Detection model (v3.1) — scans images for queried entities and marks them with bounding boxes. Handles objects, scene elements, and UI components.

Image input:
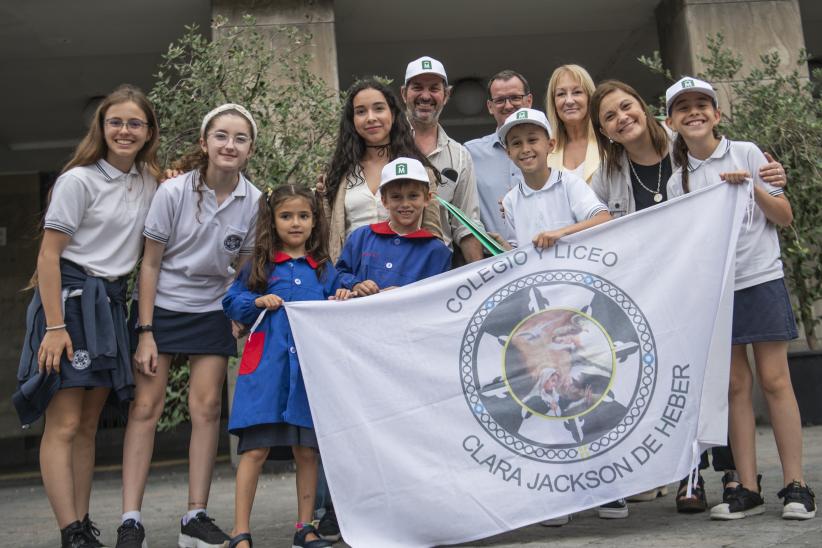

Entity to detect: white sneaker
[627,485,669,502]
[539,514,571,527]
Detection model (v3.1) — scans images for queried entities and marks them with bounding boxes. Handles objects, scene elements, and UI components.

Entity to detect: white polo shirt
[141,170,261,312]
[44,160,157,279]
[502,169,607,248]
[667,138,784,290]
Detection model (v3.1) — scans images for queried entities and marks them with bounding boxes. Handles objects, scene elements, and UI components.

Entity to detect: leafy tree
[148,15,339,189]
[641,35,822,349]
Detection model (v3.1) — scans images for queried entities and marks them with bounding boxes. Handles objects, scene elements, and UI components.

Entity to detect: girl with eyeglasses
[14,84,160,548]
[116,104,261,548]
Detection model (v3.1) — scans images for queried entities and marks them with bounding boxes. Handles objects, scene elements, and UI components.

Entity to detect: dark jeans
[314,456,332,513]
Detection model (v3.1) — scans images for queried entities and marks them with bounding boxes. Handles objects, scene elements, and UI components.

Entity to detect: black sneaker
[293,523,332,548]
[317,507,341,543]
[710,474,764,520]
[115,519,146,548]
[598,498,629,519]
[778,481,817,520]
[178,512,230,548]
[82,515,105,547]
[61,520,95,548]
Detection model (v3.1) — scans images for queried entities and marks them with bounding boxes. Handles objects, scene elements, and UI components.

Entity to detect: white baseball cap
[497,108,553,145]
[404,56,448,86]
[665,77,718,114]
[379,157,430,190]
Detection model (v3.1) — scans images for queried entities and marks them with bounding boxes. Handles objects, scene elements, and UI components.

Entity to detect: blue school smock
[223,253,341,433]
[335,221,452,289]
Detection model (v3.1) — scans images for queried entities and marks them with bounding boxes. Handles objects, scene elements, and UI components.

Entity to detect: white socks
[122,511,141,524]
[182,508,205,526]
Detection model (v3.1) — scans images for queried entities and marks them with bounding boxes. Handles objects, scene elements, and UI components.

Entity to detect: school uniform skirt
[237,423,319,459]
[732,278,798,345]
[128,301,237,357]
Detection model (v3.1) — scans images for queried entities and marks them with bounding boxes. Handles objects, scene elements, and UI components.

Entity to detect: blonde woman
[545,64,599,182]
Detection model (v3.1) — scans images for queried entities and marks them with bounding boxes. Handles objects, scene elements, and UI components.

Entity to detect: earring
[608,138,613,144]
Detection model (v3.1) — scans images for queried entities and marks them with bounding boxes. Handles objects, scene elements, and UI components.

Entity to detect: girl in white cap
[666,77,815,522]
[14,84,159,548]
[117,104,262,548]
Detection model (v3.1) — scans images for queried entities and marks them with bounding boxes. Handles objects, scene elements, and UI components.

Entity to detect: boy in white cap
[497,108,610,250]
[401,56,485,264]
[336,157,452,295]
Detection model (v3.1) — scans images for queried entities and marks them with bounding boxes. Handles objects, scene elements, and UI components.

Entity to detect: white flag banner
[287,183,745,547]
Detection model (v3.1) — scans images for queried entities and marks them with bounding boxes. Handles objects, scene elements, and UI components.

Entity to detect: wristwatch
[135,324,154,334]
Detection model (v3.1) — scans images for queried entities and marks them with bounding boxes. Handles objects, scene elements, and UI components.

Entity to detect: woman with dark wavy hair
[321,78,442,261]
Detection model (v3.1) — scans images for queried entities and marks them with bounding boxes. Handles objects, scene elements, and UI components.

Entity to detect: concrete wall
[0,174,43,462]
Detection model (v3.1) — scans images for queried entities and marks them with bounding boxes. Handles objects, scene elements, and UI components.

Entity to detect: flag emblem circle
[460,270,658,463]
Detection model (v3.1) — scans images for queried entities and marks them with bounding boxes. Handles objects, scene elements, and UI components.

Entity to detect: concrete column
[211,0,338,467]
[656,0,808,109]
[212,0,339,91]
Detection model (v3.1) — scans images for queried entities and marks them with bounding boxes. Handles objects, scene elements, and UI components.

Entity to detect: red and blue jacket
[336,221,452,290]
[223,253,341,433]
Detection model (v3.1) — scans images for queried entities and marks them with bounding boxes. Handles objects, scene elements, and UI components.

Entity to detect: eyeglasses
[105,118,151,131]
[490,94,527,107]
[208,131,252,146]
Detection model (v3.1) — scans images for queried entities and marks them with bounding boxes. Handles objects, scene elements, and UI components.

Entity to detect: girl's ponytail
[247,189,275,293]
[672,133,691,194]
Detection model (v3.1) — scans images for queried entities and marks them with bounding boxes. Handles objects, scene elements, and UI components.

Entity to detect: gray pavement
[2,426,820,548]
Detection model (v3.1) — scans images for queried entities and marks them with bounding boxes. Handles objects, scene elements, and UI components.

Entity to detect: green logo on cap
[516,111,528,120]
[422,60,432,70]
[682,79,694,88]
[396,163,408,175]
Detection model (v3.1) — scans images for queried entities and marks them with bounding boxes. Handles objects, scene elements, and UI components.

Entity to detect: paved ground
[2,426,820,547]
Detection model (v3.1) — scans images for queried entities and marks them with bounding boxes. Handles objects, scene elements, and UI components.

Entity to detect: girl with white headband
[116,104,261,548]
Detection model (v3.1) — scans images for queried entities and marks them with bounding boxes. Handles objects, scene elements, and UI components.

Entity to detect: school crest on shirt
[72,349,91,371]
[223,234,243,252]
[459,270,657,463]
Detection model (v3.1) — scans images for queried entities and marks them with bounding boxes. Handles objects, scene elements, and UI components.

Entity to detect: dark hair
[323,78,439,210]
[246,184,330,293]
[175,108,255,222]
[487,70,531,97]
[590,80,670,179]
[63,84,160,178]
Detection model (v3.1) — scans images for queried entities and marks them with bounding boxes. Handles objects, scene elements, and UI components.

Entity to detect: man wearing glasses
[401,56,485,265]
[465,70,533,244]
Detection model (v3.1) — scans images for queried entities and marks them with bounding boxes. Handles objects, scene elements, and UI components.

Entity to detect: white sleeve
[567,175,607,221]
[142,181,177,244]
[746,143,782,196]
[43,172,90,236]
[502,191,517,247]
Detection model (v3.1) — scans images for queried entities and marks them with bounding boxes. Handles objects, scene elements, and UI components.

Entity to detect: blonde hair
[545,64,596,151]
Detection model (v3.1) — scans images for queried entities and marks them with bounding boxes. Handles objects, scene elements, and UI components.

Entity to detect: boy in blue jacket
[336,157,452,294]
